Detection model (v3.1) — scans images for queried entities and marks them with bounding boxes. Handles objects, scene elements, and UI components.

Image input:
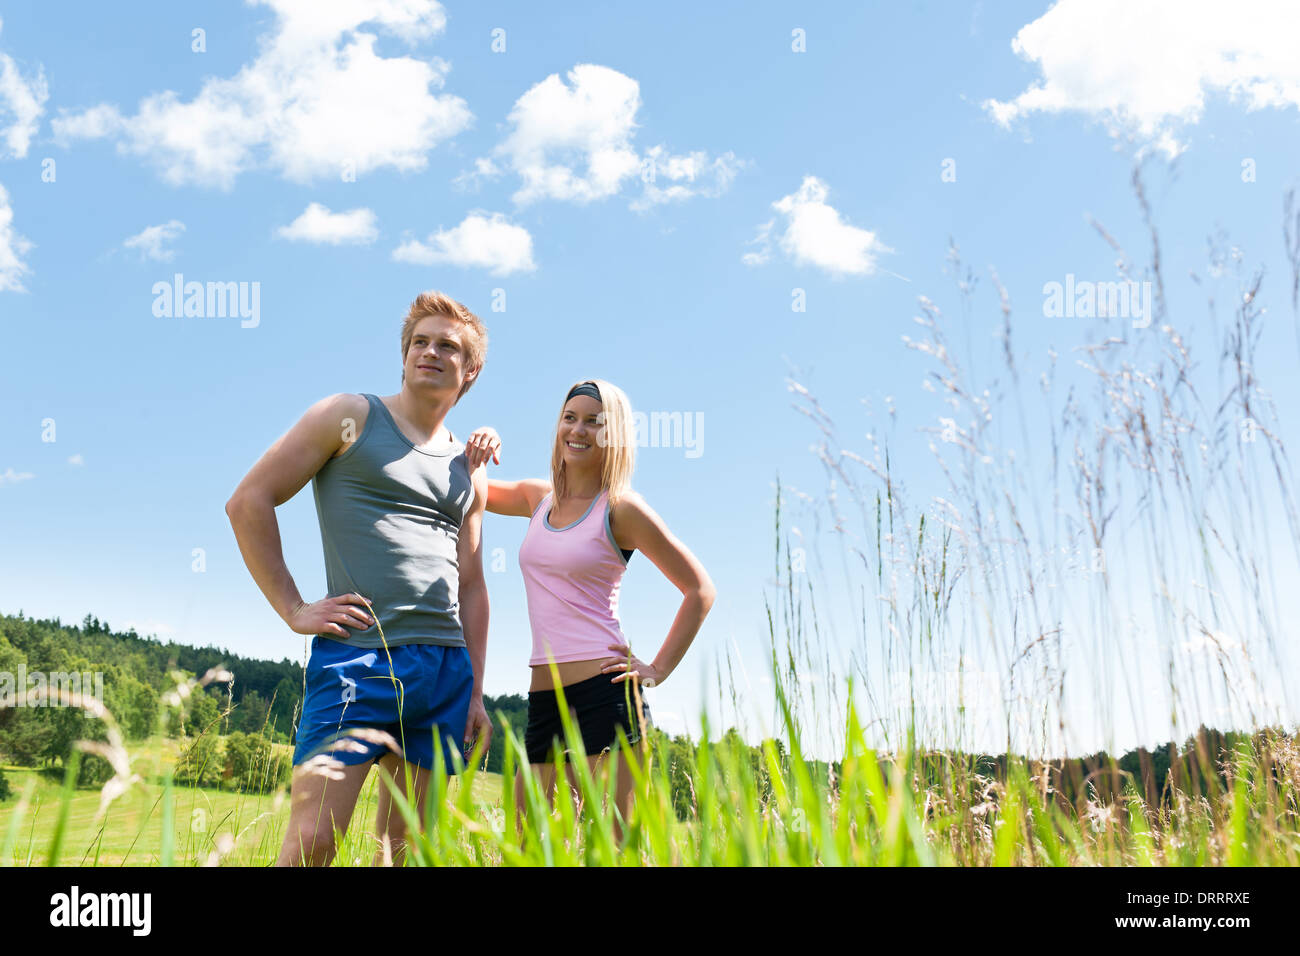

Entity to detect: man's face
[405,315,476,398]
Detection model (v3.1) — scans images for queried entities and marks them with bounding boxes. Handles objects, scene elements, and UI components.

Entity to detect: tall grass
[5,625,1297,865]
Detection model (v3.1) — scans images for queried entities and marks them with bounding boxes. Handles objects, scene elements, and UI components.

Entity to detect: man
[225,290,496,866]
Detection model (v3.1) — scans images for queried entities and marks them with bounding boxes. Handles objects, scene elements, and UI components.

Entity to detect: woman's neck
[562,467,602,499]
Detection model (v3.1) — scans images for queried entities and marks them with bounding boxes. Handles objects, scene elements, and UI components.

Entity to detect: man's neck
[389,386,456,443]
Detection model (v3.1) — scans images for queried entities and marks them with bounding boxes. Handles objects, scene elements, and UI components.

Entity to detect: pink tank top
[518,489,630,666]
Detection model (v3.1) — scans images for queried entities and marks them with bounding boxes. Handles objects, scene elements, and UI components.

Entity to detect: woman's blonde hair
[550,379,636,505]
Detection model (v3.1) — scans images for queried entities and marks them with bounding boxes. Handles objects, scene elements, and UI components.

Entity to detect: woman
[467,379,715,834]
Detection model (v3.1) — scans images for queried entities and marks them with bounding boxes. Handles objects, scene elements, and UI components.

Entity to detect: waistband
[528,672,643,700]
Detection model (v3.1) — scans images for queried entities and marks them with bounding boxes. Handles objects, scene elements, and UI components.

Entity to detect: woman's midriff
[529,658,609,692]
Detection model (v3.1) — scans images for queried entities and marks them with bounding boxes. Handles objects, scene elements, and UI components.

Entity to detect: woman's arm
[463,426,550,516]
[484,478,552,517]
[602,492,715,686]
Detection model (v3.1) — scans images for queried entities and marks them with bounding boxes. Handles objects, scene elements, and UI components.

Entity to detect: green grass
[1,693,1297,867]
[0,742,503,866]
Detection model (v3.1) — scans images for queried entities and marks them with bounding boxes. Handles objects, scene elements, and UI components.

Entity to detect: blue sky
[1,1,1298,758]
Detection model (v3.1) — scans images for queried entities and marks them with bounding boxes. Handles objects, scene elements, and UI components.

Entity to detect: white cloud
[121,619,177,637]
[984,0,1300,156]
[49,103,120,140]
[123,220,185,262]
[276,202,378,244]
[0,182,32,292]
[0,467,34,485]
[68,454,84,466]
[0,18,48,159]
[743,176,891,277]
[481,63,742,209]
[392,211,535,275]
[52,0,472,188]
[630,146,746,212]
[741,218,775,267]
[493,63,640,205]
[452,156,502,191]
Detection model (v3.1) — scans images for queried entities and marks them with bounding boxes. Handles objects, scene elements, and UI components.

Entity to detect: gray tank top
[311,393,475,648]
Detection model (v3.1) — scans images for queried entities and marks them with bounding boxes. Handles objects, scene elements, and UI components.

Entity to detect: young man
[225,291,497,866]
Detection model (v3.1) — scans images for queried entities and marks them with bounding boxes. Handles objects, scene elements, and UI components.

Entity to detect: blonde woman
[468,379,715,832]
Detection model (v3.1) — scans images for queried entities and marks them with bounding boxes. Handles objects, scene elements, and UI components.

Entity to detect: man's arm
[458,464,493,756]
[224,393,375,637]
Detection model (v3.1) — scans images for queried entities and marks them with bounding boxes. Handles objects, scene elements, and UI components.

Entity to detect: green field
[0,738,503,866]
[3,714,1298,867]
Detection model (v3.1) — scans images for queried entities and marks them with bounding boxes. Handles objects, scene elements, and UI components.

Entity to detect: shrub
[174,733,223,789]
[223,731,288,793]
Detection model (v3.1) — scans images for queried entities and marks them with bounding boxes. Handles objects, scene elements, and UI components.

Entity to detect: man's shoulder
[328,392,372,414]
[303,392,370,420]
[304,393,372,458]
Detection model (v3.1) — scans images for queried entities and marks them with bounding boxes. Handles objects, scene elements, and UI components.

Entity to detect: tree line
[0,612,531,788]
[0,611,1283,814]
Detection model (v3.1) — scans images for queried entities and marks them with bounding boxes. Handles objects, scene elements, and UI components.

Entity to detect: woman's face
[558,395,605,472]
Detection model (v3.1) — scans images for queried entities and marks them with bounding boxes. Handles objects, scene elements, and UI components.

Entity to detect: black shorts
[524,673,653,765]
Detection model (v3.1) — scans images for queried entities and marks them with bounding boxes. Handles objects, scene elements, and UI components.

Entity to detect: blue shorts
[292,636,474,773]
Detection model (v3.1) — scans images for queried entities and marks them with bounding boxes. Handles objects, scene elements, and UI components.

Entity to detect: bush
[76,749,114,788]
[0,768,11,801]
[223,731,288,793]
[0,708,46,766]
[174,733,223,788]
[109,675,160,741]
[165,686,223,738]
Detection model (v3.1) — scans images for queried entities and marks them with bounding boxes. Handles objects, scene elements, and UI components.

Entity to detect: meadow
[2,695,1297,866]
[0,736,502,867]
